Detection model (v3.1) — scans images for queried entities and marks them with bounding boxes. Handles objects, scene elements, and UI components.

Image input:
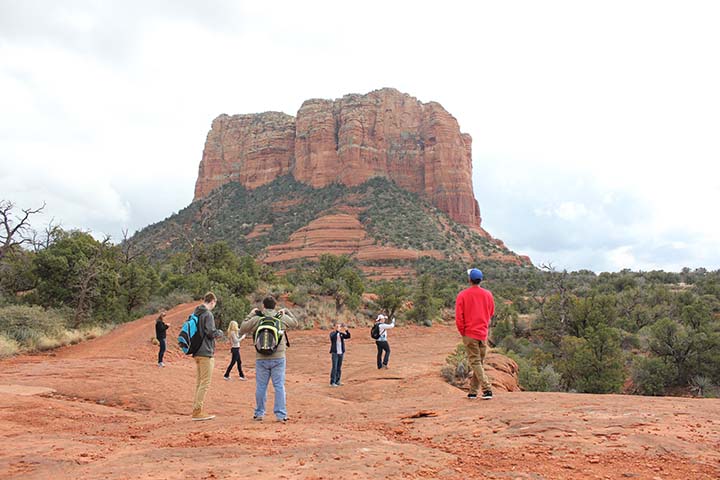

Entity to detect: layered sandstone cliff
[194,88,483,229]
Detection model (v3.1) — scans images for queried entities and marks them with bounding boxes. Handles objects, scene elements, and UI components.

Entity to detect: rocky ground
[1,303,719,479]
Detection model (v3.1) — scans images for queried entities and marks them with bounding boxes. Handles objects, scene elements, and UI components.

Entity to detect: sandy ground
[1,302,719,479]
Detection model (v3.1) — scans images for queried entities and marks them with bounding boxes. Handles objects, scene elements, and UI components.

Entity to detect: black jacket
[155,319,169,340]
[329,329,351,354]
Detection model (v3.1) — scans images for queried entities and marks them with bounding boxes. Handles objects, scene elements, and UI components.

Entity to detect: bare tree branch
[0,200,46,259]
[120,227,151,265]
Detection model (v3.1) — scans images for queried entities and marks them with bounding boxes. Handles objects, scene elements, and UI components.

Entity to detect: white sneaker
[158,362,164,368]
[223,376,230,381]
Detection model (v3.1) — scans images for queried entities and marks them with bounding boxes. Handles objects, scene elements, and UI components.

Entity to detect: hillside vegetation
[129,176,523,268]
[1,197,719,399]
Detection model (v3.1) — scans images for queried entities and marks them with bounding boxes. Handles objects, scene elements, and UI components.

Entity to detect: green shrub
[557,327,625,394]
[621,331,641,350]
[520,362,563,392]
[504,351,562,392]
[0,334,19,357]
[631,356,676,396]
[0,305,67,349]
[441,343,471,387]
[288,285,310,307]
[491,318,513,345]
[143,291,195,316]
[210,285,251,331]
[690,375,719,398]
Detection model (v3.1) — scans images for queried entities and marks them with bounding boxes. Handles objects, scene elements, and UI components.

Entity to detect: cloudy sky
[1,1,719,272]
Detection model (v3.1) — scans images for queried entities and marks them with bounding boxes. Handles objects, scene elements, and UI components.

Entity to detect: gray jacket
[192,304,223,358]
[240,307,298,360]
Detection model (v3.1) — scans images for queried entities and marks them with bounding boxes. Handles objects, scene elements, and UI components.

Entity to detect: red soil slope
[1,303,719,479]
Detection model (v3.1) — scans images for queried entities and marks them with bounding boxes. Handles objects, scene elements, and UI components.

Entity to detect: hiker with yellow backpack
[240,296,298,422]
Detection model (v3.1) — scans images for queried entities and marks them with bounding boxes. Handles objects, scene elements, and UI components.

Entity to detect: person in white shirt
[329,322,351,386]
[223,321,247,380]
[374,314,395,369]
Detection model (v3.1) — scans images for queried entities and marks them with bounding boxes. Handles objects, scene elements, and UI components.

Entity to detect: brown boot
[192,409,215,421]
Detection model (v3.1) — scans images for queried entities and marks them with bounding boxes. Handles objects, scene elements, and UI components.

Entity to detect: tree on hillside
[119,257,158,315]
[532,264,573,344]
[0,248,36,296]
[407,274,442,326]
[648,317,698,384]
[566,293,618,338]
[312,254,364,313]
[0,200,45,260]
[373,280,409,319]
[557,325,625,393]
[34,230,123,326]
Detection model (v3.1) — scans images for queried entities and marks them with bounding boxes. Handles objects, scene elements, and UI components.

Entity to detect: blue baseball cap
[467,268,484,281]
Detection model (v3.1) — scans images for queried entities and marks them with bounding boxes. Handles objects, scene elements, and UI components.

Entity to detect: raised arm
[240,310,261,336]
[279,308,299,329]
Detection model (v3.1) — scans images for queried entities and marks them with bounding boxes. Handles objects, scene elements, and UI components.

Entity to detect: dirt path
[1,303,719,479]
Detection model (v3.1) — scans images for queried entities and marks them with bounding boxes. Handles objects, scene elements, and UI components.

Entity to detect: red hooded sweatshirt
[455,286,495,341]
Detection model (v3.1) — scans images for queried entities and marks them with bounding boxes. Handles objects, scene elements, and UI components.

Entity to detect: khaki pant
[462,336,492,394]
[193,356,214,412]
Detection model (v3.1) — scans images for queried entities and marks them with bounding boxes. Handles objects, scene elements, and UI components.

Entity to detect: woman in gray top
[223,321,246,380]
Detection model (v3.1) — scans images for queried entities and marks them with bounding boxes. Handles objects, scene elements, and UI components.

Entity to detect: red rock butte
[194,88,483,229]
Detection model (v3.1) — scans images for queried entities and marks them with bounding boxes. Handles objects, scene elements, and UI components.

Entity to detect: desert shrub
[498,336,535,357]
[0,305,67,349]
[557,326,625,394]
[304,301,360,330]
[441,343,471,387]
[407,274,441,326]
[210,285,251,331]
[491,318,513,345]
[621,331,641,351]
[690,375,719,398]
[288,305,314,330]
[288,285,310,307]
[521,362,562,392]
[504,351,562,392]
[630,356,676,396]
[0,334,19,357]
[0,305,111,354]
[142,291,195,316]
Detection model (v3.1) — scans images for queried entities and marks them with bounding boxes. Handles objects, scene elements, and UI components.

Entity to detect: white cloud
[1,0,719,271]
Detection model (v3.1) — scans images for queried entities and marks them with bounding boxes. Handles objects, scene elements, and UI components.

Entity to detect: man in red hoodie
[455,268,495,400]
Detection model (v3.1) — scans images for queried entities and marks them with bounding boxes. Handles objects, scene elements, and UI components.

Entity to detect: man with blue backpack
[240,296,298,423]
[186,292,224,421]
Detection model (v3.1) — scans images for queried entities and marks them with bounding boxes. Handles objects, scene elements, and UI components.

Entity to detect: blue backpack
[178,313,204,355]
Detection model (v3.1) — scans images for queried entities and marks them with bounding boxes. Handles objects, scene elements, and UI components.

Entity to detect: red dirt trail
[1,302,719,479]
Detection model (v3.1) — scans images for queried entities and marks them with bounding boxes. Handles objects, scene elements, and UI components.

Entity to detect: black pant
[376,341,390,368]
[158,338,166,363]
[224,347,244,377]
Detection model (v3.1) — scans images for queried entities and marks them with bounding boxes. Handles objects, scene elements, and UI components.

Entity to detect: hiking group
[154,267,495,421]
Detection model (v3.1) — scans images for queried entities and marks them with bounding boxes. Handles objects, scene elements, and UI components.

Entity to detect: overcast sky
[2,1,719,272]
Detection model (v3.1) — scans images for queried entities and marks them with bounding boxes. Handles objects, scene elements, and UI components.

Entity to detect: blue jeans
[330,353,344,384]
[254,358,287,420]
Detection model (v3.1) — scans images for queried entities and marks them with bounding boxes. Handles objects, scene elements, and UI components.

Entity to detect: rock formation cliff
[194,88,483,229]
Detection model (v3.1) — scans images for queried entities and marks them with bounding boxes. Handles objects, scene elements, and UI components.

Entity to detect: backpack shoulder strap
[195,312,206,339]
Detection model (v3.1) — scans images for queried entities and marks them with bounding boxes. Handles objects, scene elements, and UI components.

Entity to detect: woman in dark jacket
[155,311,170,367]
